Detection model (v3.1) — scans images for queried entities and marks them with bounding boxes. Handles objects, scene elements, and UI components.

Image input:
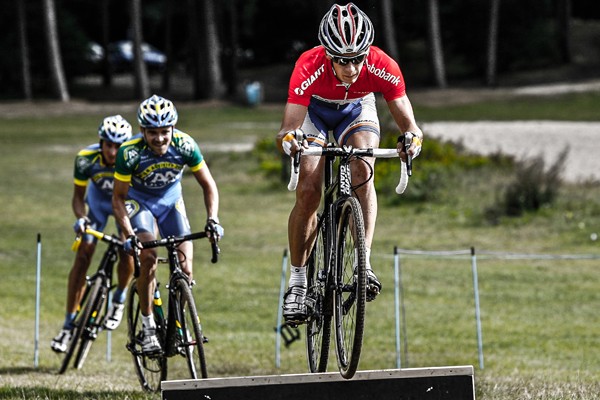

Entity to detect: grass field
[1,93,599,399]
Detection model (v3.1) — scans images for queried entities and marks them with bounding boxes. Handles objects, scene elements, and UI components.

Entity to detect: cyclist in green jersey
[52,115,134,353]
[113,95,223,355]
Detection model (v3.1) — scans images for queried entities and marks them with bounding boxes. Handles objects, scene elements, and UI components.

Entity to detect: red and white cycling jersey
[287,46,406,107]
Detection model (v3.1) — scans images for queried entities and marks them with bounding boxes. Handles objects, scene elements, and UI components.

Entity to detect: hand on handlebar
[397,132,422,162]
[123,235,142,255]
[73,216,91,235]
[205,218,224,242]
[281,128,308,157]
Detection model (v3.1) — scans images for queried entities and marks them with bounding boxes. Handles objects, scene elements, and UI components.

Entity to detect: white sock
[142,314,156,331]
[365,247,372,270]
[355,248,373,270]
[289,265,307,287]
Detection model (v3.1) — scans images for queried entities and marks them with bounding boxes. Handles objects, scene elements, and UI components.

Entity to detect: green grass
[413,91,600,121]
[1,92,599,399]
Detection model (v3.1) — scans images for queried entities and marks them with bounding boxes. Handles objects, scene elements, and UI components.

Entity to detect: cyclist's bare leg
[284,155,324,323]
[116,249,134,293]
[288,155,325,267]
[177,240,194,282]
[346,131,382,298]
[346,131,379,249]
[136,231,159,317]
[66,241,96,315]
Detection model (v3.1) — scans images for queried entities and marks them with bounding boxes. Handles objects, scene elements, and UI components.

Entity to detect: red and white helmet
[318,3,374,55]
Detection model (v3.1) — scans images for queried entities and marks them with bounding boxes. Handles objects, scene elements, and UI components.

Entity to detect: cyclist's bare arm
[192,166,219,220]
[112,179,136,238]
[387,95,423,159]
[276,103,309,156]
[72,184,87,219]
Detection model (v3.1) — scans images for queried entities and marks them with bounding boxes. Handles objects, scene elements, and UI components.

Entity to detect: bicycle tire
[126,279,167,392]
[174,277,208,379]
[74,281,109,370]
[306,216,332,373]
[334,197,367,379]
[58,275,102,374]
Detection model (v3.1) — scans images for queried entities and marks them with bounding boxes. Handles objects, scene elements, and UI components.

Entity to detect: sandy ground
[422,120,600,183]
[410,79,600,183]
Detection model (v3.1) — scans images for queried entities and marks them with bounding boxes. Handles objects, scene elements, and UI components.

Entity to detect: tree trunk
[17,0,32,100]
[223,0,239,98]
[427,0,447,88]
[486,0,501,86]
[42,0,69,101]
[197,0,223,99]
[161,0,172,93]
[186,0,202,99]
[131,0,150,99]
[101,0,112,87]
[556,0,572,64]
[380,0,399,62]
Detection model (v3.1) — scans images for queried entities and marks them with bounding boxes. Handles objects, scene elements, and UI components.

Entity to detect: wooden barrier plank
[162,366,475,400]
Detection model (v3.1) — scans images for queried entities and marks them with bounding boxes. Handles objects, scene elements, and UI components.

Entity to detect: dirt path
[422,120,600,183]
[412,80,600,183]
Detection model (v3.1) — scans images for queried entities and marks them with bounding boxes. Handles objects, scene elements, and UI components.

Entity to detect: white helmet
[137,94,178,128]
[98,115,132,144]
[318,3,374,55]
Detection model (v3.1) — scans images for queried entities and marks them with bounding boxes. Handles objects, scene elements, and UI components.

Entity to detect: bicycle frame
[59,228,123,374]
[127,231,219,391]
[78,229,123,338]
[312,146,398,291]
[291,144,408,379]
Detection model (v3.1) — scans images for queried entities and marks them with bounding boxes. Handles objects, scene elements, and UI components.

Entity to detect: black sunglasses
[328,52,367,66]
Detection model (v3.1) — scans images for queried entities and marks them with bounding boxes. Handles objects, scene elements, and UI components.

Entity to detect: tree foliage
[1,0,598,99]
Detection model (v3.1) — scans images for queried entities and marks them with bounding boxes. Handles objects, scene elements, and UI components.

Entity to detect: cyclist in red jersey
[276,3,424,325]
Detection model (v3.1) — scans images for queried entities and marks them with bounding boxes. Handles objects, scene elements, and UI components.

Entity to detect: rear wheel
[59,276,102,374]
[174,277,208,379]
[306,216,332,373]
[126,279,167,392]
[334,197,367,379]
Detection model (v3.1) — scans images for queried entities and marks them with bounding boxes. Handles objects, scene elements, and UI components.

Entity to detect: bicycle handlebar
[138,231,219,264]
[287,146,411,194]
[71,227,124,251]
[132,231,220,277]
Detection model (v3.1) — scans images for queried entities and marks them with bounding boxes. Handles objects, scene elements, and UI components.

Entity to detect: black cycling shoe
[366,269,382,302]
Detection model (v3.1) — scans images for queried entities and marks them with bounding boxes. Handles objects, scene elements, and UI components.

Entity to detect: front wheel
[74,281,109,370]
[126,279,167,392]
[174,277,208,379]
[175,277,208,379]
[334,197,367,379]
[306,215,332,373]
[59,275,102,374]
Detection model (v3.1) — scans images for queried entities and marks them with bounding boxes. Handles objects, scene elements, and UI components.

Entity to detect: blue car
[107,41,167,72]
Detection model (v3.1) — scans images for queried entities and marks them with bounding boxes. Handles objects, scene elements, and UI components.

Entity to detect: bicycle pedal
[304,296,316,311]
